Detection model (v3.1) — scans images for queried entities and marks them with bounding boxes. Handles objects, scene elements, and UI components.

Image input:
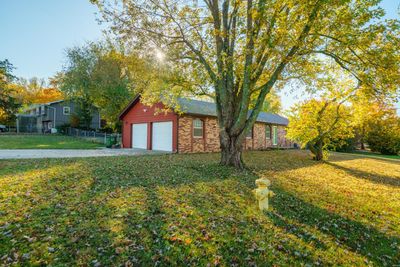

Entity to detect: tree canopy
[0,60,21,125]
[55,42,161,130]
[287,99,353,160]
[92,0,400,167]
[14,77,63,105]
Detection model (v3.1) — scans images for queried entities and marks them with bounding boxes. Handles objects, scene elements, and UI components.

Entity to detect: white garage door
[132,123,148,149]
[152,121,173,152]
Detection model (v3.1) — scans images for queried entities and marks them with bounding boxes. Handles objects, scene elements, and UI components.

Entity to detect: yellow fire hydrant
[253,178,275,211]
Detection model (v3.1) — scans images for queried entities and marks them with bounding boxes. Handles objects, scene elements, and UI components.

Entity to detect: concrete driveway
[0,148,164,160]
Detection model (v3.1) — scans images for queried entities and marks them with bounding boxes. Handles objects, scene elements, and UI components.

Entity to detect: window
[265,125,271,139]
[193,119,203,138]
[246,127,253,139]
[41,105,45,115]
[63,106,71,115]
[272,126,278,145]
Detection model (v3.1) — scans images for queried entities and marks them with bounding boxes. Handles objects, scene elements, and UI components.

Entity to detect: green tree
[56,44,95,128]
[366,107,400,155]
[56,42,155,130]
[287,99,353,160]
[0,60,21,125]
[253,90,282,114]
[93,0,400,168]
[75,98,93,130]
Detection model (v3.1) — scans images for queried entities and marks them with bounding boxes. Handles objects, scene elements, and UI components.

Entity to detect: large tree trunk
[309,140,324,161]
[360,126,366,150]
[219,130,244,169]
[360,141,365,150]
[314,146,324,161]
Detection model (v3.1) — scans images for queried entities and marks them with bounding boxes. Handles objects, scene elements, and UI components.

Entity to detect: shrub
[328,137,357,152]
[367,130,400,155]
[57,123,71,134]
[70,114,80,128]
[366,119,400,155]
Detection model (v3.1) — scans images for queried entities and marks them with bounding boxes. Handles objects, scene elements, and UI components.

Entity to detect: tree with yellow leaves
[288,99,353,160]
[92,0,400,167]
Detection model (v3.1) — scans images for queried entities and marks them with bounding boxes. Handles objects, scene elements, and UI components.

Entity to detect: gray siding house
[17,100,101,133]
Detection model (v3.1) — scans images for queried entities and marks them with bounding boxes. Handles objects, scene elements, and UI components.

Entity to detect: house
[16,100,101,133]
[119,96,293,152]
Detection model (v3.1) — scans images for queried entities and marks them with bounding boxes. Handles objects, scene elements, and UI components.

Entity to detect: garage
[152,121,173,151]
[132,123,147,149]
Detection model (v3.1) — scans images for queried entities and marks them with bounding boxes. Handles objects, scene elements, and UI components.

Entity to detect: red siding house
[119,96,293,152]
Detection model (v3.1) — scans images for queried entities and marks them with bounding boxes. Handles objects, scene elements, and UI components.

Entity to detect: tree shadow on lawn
[0,163,113,265]
[1,156,328,266]
[0,156,243,265]
[244,150,323,173]
[0,158,72,177]
[328,151,400,164]
[179,179,336,266]
[2,153,398,266]
[268,188,400,266]
[325,161,400,187]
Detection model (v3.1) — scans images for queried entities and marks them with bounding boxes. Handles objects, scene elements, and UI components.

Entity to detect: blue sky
[0,0,103,79]
[0,0,399,111]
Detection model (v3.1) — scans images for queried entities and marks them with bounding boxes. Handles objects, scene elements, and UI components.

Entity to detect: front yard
[0,150,399,266]
[0,135,103,149]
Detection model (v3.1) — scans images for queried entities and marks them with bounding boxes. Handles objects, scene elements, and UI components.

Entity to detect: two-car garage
[131,121,174,152]
[120,96,177,152]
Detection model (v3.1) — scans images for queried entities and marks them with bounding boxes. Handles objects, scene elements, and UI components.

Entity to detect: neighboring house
[119,96,293,152]
[16,100,101,133]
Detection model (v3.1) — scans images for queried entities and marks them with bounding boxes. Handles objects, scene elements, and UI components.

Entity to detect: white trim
[48,106,56,127]
[272,126,278,145]
[265,125,271,139]
[63,106,71,115]
[98,112,101,129]
[192,118,204,138]
[246,126,253,139]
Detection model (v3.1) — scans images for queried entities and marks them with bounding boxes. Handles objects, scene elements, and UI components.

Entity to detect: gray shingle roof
[176,98,288,126]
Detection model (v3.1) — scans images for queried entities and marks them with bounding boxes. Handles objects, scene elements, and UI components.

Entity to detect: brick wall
[178,115,292,153]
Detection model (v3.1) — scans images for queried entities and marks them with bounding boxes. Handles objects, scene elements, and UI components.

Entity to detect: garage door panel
[132,123,147,149]
[152,121,173,152]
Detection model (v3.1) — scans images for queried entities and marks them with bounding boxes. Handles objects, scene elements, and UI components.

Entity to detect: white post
[47,106,56,130]
[16,117,19,134]
[104,133,107,144]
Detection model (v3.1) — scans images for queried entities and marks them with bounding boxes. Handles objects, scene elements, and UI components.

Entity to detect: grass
[342,150,400,160]
[0,150,399,266]
[0,134,103,149]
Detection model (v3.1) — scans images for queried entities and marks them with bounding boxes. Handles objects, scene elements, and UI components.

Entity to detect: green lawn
[0,135,103,149]
[343,150,400,160]
[0,151,399,266]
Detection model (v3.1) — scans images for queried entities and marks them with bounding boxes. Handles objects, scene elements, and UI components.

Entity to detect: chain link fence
[64,127,121,145]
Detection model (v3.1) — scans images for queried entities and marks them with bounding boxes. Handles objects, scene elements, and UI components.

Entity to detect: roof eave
[182,112,288,126]
[118,95,141,120]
